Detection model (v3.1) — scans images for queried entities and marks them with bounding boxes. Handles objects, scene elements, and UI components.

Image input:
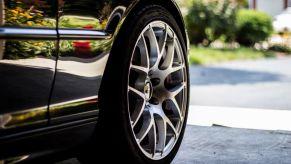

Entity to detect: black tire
[79,5,189,164]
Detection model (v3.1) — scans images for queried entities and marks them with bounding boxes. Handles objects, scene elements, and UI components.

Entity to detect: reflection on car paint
[49,96,98,123]
[50,39,111,119]
[58,0,112,30]
[0,0,132,128]
[0,106,47,130]
[56,52,110,77]
[0,155,29,164]
[4,0,56,28]
[0,0,57,132]
[49,0,127,121]
[0,57,55,132]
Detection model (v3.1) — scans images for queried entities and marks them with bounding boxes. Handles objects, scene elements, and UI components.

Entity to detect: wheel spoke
[131,99,146,127]
[165,117,178,137]
[171,64,184,73]
[155,118,167,153]
[131,64,149,74]
[169,83,185,98]
[136,109,153,142]
[160,35,175,70]
[145,26,162,68]
[170,98,183,121]
[148,121,157,155]
[158,24,168,56]
[148,26,160,53]
[128,86,145,100]
[141,35,150,69]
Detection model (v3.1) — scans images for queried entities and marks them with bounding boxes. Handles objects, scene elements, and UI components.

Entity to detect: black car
[0,0,189,163]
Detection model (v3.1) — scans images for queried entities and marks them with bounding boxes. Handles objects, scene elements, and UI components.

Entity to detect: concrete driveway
[173,125,291,164]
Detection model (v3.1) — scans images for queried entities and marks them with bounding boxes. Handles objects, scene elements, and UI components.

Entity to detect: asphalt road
[190,57,291,110]
[57,57,291,164]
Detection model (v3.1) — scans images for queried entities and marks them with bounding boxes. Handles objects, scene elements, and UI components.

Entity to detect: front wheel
[127,19,188,160]
[80,5,189,164]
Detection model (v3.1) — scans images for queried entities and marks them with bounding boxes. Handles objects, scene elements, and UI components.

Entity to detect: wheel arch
[111,0,189,55]
[134,0,188,49]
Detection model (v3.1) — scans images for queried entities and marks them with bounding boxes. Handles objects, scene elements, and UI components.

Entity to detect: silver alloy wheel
[127,21,187,160]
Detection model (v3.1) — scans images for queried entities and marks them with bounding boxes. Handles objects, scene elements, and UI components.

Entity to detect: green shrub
[268,44,291,54]
[185,0,237,45]
[235,9,273,46]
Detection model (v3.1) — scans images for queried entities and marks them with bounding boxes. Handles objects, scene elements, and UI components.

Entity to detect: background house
[249,0,291,17]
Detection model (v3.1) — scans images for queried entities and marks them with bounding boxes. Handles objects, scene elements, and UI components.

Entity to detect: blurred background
[177,0,290,65]
[171,1,291,163]
[174,0,291,111]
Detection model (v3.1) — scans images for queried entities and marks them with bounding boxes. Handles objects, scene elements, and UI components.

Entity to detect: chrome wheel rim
[127,21,187,160]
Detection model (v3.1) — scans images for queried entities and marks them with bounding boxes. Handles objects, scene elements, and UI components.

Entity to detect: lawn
[189,46,275,65]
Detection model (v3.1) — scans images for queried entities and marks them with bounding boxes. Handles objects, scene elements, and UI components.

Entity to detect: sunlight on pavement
[187,105,291,131]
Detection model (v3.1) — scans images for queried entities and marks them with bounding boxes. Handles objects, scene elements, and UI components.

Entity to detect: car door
[49,0,123,123]
[0,0,58,134]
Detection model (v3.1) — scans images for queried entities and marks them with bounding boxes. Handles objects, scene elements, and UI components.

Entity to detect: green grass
[189,46,275,65]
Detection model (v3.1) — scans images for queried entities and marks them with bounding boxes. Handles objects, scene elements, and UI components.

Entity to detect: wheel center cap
[144,81,153,101]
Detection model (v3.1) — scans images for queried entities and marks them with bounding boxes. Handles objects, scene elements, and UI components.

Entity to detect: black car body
[0,0,189,163]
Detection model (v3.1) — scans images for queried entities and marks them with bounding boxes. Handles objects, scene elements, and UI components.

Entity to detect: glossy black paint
[49,0,117,122]
[0,0,187,162]
[0,0,57,134]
